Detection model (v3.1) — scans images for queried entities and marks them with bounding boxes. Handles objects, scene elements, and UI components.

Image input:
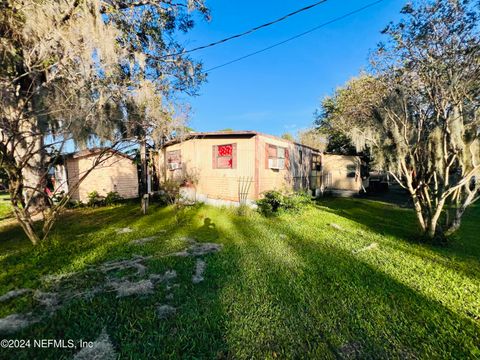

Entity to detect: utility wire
[203,0,385,73]
[159,0,329,59]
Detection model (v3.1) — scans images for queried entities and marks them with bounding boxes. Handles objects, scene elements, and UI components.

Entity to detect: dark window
[346,164,356,178]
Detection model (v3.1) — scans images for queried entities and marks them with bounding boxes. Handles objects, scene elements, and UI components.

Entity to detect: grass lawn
[0,198,479,359]
[0,193,12,220]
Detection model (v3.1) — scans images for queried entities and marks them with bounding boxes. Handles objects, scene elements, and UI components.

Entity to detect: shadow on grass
[0,203,237,359]
[0,202,196,293]
[316,198,480,281]
[1,202,479,359]
[228,214,480,358]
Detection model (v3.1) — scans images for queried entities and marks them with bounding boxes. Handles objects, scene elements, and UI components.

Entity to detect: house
[321,154,363,196]
[53,149,139,202]
[156,131,362,205]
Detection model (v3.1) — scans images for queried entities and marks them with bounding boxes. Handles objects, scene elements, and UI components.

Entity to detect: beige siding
[257,135,294,195]
[66,153,138,202]
[160,137,256,202]
[159,134,320,202]
[257,134,319,194]
[322,154,362,192]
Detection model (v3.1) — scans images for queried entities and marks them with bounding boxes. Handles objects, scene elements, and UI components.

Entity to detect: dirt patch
[73,328,116,360]
[330,223,343,230]
[100,255,150,276]
[172,241,223,257]
[192,259,206,284]
[149,270,177,284]
[0,288,31,302]
[108,279,155,298]
[352,242,379,254]
[42,271,78,284]
[179,236,197,244]
[131,236,157,245]
[338,341,362,359]
[116,227,133,234]
[157,304,176,319]
[0,313,38,334]
[33,291,60,311]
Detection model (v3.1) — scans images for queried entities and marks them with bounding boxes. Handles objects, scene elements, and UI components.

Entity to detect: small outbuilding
[53,148,139,202]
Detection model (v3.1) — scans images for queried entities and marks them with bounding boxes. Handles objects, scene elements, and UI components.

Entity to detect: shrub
[257,190,311,216]
[87,190,105,207]
[105,191,123,206]
[66,200,84,209]
[157,179,181,205]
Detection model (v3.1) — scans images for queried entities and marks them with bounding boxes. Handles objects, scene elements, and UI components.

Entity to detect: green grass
[0,193,12,220]
[0,198,479,359]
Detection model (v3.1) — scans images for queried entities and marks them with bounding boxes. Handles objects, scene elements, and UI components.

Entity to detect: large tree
[0,0,208,244]
[319,0,480,240]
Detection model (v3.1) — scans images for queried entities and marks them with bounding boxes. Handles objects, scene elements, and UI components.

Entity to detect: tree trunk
[426,200,446,239]
[16,121,48,214]
[10,194,40,245]
[139,137,147,197]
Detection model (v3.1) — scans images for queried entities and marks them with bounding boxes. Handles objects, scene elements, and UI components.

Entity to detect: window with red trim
[213,144,236,169]
[267,144,287,169]
[167,150,181,170]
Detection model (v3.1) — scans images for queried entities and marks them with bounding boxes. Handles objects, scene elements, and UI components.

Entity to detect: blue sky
[181,0,405,137]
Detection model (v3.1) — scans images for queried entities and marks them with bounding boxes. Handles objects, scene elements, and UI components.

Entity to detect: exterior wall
[257,134,319,196]
[159,136,257,202]
[322,154,362,193]
[159,134,321,204]
[66,153,138,202]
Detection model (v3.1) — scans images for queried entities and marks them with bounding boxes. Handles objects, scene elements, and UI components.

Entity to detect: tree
[319,0,480,240]
[0,0,208,244]
[296,129,327,152]
[281,133,294,142]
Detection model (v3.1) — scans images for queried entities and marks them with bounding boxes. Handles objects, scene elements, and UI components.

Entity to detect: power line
[203,0,385,73]
[159,0,329,59]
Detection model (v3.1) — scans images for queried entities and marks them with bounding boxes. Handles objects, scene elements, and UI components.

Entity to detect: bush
[105,191,123,206]
[66,200,84,209]
[87,190,105,207]
[156,179,181,205]
[257,190,311,216]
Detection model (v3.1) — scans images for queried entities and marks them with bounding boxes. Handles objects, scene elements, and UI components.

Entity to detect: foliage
[0,193,12,220]
[0,199,479,358]
[0,0,209,244]
[296,128,327,152]
[87,191,105,208]
[105,191,123,206]
[157,179,182,205]
[257,190,311,216]
[317,0,480,240]
[281,133,294,142]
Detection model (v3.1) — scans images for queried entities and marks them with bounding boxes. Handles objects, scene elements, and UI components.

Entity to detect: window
[167,150,181,170]
[266,144,288,170]
[311,154,321,171]
[212,143,237,169]
[346,164,357,178]
[299,149,303,164]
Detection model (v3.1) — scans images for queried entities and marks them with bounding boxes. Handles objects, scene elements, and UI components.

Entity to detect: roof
[162,130,322,153]
[64,147,134,161]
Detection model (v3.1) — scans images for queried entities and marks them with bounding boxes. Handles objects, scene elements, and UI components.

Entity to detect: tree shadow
[315,197,480,281]
[228,214,480,358]
[0,203,193,294]
[1,203,479,358]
